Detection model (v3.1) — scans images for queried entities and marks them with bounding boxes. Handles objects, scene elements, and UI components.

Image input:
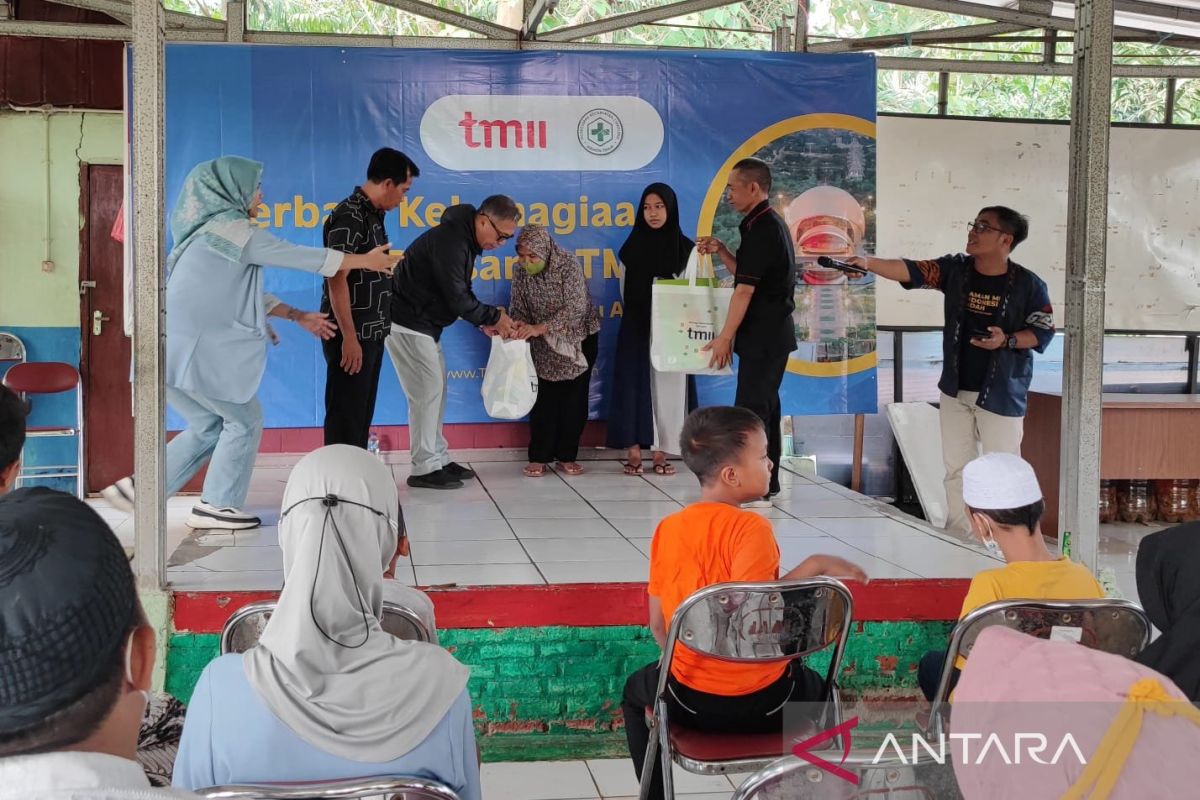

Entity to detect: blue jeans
[166,385,263,509]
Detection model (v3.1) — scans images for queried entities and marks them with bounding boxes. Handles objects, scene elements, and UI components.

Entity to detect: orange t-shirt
[648,502,785,696]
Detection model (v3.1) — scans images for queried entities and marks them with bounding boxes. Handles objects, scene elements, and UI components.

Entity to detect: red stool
[2,362,84,498]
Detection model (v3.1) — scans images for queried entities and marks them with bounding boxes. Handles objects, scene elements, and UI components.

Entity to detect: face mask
[522,259,547,276]
[977,519,1003,560]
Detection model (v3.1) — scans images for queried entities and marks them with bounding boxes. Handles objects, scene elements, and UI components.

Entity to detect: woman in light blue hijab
[102,156,395,531]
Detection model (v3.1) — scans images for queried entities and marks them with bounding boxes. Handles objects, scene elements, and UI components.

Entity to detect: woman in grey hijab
[173,446,479,798]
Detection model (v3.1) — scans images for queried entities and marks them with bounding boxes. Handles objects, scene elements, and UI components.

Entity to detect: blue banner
[165,45,877,427]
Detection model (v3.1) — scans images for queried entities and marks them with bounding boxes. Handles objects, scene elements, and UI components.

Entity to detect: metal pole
[793,0,808,52]
[131,0,166,589]
[225,0,245,41]
[893,331,904,402]
[936,71,949,115]
[1186,335,1198,393]
[1059,0,1113,572]
[1165,76,1177,124]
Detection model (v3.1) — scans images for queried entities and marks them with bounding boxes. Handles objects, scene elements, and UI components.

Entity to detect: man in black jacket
[387,195,517,490]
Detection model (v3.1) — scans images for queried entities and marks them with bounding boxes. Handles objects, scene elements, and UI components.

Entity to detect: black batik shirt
[321,187,390,341]
[733,200,798,357]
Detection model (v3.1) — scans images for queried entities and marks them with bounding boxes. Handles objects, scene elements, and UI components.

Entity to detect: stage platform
[89,450,1149,762]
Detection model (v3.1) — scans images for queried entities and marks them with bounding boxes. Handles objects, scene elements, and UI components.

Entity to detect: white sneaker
[742,497,774,509]
[186,502,261,530]
[100,477,135,513]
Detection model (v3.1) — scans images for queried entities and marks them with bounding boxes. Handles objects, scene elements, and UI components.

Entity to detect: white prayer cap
[962,452,1043,510]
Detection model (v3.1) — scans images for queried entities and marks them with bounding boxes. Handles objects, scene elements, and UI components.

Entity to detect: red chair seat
[3,362,78,394]
[667,718,822,764]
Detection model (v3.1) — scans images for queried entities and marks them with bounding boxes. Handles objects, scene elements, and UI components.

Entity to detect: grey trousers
[385,328,450,477]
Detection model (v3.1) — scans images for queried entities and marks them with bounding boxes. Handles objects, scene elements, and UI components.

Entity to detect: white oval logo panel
[420,95,664,172]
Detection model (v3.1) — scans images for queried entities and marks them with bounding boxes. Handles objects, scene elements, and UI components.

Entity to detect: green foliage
[164,0,1199,124]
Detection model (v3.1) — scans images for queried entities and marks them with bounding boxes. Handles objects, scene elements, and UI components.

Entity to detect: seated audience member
[917,452,1104,701]
[1133,523,1200,700]
[173,446,478,798]
[0,487,193,799]
[382,505,439,643]
[622,406,867,800]
[952,626,1200,799]
[0,384,27,494]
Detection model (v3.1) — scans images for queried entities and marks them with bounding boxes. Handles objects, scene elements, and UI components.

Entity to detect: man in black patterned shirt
[322,148,420,448]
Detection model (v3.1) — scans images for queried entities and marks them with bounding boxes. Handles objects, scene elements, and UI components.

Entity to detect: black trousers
[528,334,598,464]
[322,335,386,449]
[735,349,791,494]
[918,649,960,701]
[622,660,825,800]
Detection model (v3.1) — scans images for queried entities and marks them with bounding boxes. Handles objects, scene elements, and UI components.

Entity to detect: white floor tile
[669,765,739,794]
[522,537,645,562]
[167,570,284,591]
[410,539,531,566]
[404,501,503,522]
[572,483,675,502]
[188,545,282,572]
[586,758,640,798]
[415,563,545,586]
[538,560,649,584]
[774,538,920,580]
[769,519,830,538]
[628,538,653,557]
[590,501,683,520]
[399,486,492,506]
[509,518,622,539]
[500,503,602,520]
[480,759,599,800]
[804,516,935,541]
[606,518,661,539]
[774,498,883,518]
[405,518,516,542]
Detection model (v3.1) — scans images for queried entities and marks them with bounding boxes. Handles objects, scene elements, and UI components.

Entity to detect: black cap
[0,487,137,735]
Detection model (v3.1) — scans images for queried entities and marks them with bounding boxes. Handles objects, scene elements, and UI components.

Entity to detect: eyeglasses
[483,213,514,242]
[967,220,1007,236]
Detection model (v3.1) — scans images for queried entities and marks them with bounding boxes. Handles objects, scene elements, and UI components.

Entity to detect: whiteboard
[875,116,1200,332]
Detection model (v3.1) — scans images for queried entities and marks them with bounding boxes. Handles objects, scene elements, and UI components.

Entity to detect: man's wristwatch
[286,307,299,322]
[1006,334,1018,350]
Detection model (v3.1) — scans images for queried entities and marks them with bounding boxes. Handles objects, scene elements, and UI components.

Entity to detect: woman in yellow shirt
[918,452,1104,700]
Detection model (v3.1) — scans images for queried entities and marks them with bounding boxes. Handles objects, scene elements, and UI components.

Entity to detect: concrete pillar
[131,0,166,590]
[1059,0,1113,572]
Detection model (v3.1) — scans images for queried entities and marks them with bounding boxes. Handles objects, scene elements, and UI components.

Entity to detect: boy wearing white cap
[916,452,1104,700]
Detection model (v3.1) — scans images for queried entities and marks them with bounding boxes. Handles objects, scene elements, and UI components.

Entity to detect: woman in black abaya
[606,183,697,475]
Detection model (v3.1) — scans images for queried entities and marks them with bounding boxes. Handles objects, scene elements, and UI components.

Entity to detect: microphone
[816,256,869,275]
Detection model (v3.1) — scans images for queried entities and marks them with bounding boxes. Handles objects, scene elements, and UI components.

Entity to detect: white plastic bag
[650,248,734,375]
[481,337,538,419]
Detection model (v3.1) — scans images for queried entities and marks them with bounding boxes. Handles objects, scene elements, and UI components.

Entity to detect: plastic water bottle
[1061,530,1072,560]
[1098,567,1122,599]
[367,431,382,460]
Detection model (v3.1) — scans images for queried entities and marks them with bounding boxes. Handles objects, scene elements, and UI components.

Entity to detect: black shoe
[768,486,781,498]
[407,469,464,490]
[443,462,476,481]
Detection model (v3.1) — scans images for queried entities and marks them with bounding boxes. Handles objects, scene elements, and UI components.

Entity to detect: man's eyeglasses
[967,220,1007,236]
[483,213,514,242]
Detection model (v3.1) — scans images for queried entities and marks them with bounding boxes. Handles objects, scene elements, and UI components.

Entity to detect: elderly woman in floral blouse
[510,225,602,477]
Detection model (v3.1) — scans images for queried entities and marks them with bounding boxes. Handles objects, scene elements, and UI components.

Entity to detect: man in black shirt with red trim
[322,148,419,448]
[699,158,798,501]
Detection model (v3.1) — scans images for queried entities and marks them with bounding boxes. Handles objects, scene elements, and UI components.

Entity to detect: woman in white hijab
[173,446,479,798]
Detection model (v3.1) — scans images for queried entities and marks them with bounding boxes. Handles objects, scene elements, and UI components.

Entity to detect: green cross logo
[577,109,623,155]
[589,120,612,144]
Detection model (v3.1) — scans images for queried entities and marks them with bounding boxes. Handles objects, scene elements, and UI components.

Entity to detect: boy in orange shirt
[622,406,866,799]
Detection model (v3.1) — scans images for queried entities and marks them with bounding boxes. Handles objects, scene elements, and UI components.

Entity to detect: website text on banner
[163,46,878,428]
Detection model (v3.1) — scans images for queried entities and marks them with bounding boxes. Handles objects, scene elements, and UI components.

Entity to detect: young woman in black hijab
[606,183,697,475]
[1134,523,1200,700]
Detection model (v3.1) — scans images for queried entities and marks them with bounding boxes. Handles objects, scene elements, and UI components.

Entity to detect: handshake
[481,313,546,341]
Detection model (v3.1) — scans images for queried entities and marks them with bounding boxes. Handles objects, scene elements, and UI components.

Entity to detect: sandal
[622,461,644,476]
[523,463,547,477]
[559,462,585,476]
[652,461,676,476]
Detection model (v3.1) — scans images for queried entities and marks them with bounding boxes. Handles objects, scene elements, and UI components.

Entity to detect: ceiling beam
[539,0,738,41]
[368,0,517,39]
[521,0,555,38]
[0,17,222,39]
[878,53,1200,76]
[43,0,224,28]
[1113,0,1200,25]
[885,0,1074,29]
[809,21,1028,52]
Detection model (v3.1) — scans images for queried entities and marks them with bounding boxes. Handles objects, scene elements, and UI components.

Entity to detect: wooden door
[80,164,132,492]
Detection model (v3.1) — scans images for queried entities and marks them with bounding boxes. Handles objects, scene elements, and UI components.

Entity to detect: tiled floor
[90,450,1152,601]
[480,757,753,800]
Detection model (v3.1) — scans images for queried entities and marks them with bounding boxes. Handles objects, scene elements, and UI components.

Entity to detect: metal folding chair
[729,752,961,800]
[639,578,854,800]
[220,599,431,654]
[197,775,460,799]
[2,361,84,498]
[0,332,26,366]
[926,597,1152,737]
